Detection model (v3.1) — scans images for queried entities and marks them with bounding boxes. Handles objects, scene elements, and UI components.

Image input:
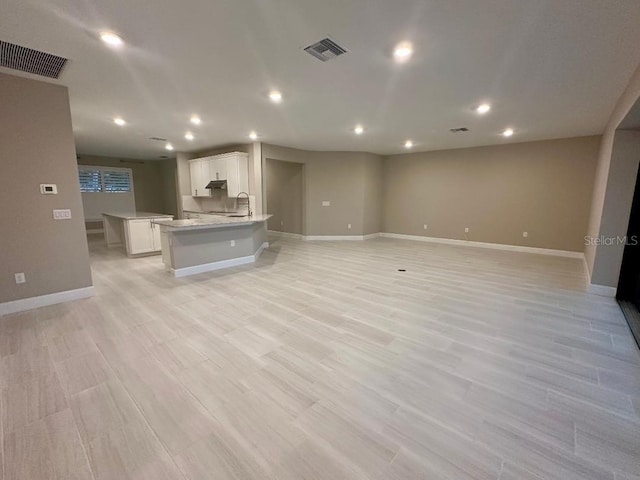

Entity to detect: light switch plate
[14,273,25,284]
[53,209,72,220]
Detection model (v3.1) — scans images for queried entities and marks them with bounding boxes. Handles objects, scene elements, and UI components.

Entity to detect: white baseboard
[379,232,584,259]
[0,286,95,317]
[587,284,617,297]
[305,235,376,241]
[268,230,303,240]
[254,241,269,258]
[363,233,382,240]
[171,242,269,278]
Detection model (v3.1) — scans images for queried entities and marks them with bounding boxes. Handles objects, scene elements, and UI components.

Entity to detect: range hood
[205,180,227,189]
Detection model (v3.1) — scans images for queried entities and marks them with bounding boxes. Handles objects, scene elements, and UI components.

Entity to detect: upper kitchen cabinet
[189,157,212,197]
[222,152,249,197]
[189,152,248,198]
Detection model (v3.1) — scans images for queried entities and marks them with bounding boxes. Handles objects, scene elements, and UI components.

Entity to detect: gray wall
[362,153,383,235]
[262,144,382,236]
[586,61,640,287]
[265,159,304,235]
[0,72,92,303]
[383,136,600,252]
[77,155,176,215]
[590,130,640,287]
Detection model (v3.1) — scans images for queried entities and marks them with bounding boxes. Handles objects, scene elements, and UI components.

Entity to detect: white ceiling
[2,0,640,159]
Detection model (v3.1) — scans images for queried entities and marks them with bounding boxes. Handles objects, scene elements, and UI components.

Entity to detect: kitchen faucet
[236,192,252,217]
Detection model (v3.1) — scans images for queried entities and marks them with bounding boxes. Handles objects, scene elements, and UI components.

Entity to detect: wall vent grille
[304,38,348,62]
[0,41,68,78]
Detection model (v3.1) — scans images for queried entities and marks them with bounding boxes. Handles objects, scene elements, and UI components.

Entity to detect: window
[103,170,132,192]
[78,166,132,193]
[79,168,102,192]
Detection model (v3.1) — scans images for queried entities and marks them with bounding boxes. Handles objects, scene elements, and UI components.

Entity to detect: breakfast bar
[153,214,271,277]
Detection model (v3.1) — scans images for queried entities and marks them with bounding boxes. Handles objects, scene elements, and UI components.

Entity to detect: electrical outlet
[523,231,528,238]
[322,201,330,207]
[53,209,71,220]
[280,220,284,226]
[14,272,25,284]
[423,224,428,230]
[464,227,469,233]
[348,223,351,229]
[230,240,236,247]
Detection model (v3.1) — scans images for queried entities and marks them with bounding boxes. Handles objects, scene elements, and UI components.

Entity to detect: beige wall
[0,72,92,303]
[262,144,382,236]
[586,61,640,288]
[77,155,175,215]
[362,153,383,235]
[265,159,304,235]
[383,136,600,252]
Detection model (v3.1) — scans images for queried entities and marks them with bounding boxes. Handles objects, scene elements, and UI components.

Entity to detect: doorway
[265,158,304,236]
[617,162,640,347]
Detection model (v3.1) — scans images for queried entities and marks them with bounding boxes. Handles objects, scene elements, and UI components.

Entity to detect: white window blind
[103,170,132,192]
[79,169,102,192]
[78,165,135,221]
[78,167,132,193]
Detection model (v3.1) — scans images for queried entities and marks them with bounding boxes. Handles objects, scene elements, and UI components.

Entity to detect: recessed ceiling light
[249,131,258,141]
[113,117,126,126]
[476,103,491,114]
[502,128,514,137]
[354,125,364,135]
[165,143,174,151]
[393,42,413,62]
[184,132,194,141]
[404,140,414,149]
[269,91,283,103]
[100,32,123,48]
[190,115,201,125]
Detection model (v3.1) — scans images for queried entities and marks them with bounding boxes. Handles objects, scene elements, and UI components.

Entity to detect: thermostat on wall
[40,184,57,194]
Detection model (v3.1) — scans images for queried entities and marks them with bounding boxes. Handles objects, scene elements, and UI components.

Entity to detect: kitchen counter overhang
[156,215,272,277]
[152,214,271,231]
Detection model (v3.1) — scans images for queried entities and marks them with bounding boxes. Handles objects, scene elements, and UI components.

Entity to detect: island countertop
[154,214,272,231]
[102,212,173,220]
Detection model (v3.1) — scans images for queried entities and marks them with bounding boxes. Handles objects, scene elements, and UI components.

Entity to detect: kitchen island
[153,214,271,277]
[103,212,174,257]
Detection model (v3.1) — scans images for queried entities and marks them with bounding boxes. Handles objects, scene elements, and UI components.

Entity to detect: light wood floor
[2,234,640,480]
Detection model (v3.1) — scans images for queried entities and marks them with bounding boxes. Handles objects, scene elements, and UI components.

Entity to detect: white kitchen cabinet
[189,152,249,198]
[189,158,212,197]
[224,153,249,197]
[209,157,227,181]
[124,217,171,255]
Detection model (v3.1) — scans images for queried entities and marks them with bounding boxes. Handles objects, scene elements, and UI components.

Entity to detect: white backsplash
[181,192,254,214]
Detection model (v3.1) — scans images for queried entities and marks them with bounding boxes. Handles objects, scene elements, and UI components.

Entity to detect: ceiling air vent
[304,38,348,62]
[0,41,68,79]
[449,127,469,133]
[149,137,168,142]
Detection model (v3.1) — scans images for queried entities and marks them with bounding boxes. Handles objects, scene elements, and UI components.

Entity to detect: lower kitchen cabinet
[124,217,172,255]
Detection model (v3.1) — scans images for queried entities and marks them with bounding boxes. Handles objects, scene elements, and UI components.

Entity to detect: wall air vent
[0,41,68,79]
[449,127,469,133]
[304,38,348,62]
